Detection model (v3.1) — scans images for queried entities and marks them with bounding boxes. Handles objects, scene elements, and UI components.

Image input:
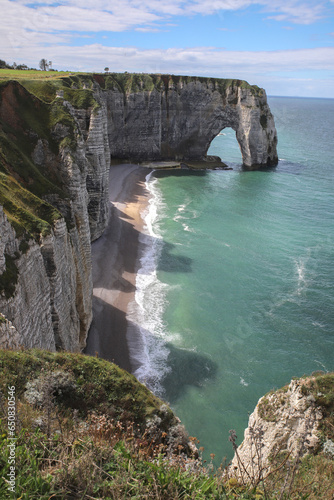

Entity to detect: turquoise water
[130,97,334,464]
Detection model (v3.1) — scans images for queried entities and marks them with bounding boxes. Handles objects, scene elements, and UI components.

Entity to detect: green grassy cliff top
[0,69,263,99]
[0,349,169,424]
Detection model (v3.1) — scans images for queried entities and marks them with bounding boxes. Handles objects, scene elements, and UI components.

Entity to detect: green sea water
[129,96,334,464]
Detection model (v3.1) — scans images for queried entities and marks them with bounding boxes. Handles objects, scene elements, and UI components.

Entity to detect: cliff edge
[230,373,334,491]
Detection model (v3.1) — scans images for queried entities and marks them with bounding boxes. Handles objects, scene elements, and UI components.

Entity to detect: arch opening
[207,127,243,167]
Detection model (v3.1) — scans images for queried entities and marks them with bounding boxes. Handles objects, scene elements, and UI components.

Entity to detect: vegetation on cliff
[0,349,333,499]
[0,349,223,499]
[0,67,264,100]
[0,76,102,248]
[0,81,69,243]
[0,254,18,299]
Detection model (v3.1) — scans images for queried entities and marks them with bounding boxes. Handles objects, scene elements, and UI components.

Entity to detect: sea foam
[126,172,171,396]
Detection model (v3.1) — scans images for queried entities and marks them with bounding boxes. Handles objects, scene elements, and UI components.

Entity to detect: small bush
[0,254,18,298]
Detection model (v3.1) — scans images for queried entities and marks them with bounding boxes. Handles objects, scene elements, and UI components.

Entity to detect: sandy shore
[84,164,150,372]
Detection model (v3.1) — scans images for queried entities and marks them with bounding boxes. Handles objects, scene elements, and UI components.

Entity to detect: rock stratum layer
[0,73,278,350]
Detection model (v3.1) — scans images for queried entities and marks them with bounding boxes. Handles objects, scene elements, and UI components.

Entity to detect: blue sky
[2,0,334,97]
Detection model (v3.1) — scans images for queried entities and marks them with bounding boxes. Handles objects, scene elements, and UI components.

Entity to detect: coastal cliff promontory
[230,373,334,493]
[100,73,278,168]
[0,73,278,350]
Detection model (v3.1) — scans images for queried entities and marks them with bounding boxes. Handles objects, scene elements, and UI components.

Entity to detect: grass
[0,349,226,499]
[0,418,228,499]
[257,391,282,422]
[0,350,168,424]
[0,71,103,240]
[0,348,274,499]
[18,79,61,103]
[0,80,75,239]
[0,69,74,81]
[0,171,62,240]
[62,87,100,110]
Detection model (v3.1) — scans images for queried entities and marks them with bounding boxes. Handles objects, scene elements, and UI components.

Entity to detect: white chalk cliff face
[103,76,277,168]
[0,205,55,350]
[0,74,278,350]
[230,377,324,483]
[0,81,110,350]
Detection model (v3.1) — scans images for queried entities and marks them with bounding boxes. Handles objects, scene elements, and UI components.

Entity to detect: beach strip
[84,164,150,372]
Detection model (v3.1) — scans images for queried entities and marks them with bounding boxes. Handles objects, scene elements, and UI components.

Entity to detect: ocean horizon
[127,95,334,464]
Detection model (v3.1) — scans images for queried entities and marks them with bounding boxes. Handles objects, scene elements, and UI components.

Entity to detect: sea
[127,96,334,465]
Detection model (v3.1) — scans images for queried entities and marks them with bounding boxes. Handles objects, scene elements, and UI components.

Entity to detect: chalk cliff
[230,374,334,483]
[0,73,278,350]
[100,74,278,168]
[0,80,110,350]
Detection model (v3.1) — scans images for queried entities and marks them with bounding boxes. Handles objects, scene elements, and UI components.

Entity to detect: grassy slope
[0,69,74,81]
[0,76,102,249]
[0,80,69,241]
[0,349,166,423]
[0,349,333,499]
[0,349,227,499]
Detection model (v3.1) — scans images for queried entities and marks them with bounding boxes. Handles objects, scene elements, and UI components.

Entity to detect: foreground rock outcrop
[230,374,334,484]
[0,73,278,350]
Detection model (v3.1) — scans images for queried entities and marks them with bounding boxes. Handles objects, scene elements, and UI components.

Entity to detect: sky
[2,0,334,97]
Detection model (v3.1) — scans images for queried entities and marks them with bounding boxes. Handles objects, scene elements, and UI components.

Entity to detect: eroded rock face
[64,100,111,241]
[230,378,323,483]
[0,82,110,350]
[103,77,278,168]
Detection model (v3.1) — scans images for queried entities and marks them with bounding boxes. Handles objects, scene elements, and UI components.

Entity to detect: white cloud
[135,26,168,32]
[186,0,253,15]
[3,0,332,37]
[2,0,330,60]
[2,0,162,36]
[2,0,333,96]
[4,42,333,76]
[90,45,334,74]
[262,0,326,24]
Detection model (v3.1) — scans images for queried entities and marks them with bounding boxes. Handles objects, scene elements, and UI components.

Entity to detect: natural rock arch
[207,127,243,163]
[102,75,278,169]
